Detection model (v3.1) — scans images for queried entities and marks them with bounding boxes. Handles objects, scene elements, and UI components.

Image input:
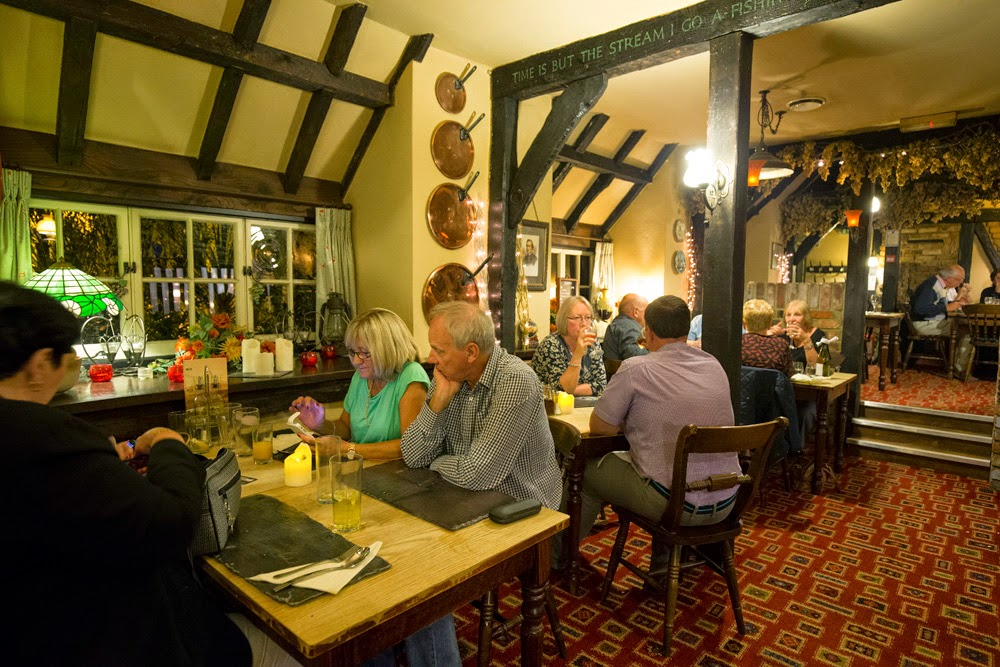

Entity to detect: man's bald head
[619,293,649,326]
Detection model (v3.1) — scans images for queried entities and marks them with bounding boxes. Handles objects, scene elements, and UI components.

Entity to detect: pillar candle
[242,338,260,374]
[275,337,294,372]
[556,391,575,415]
[257,352,274,376]
[284,444,313,487]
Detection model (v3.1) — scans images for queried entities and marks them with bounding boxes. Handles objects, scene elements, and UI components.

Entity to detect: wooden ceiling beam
[599,142,675,237]
[507,74,607,229]
[55,16,96,166]
[556,145,651,184]
[552,112,608,191]
[284,4,369,194]
[493,0,900,100]
[196,0,272,181]
[564,130,645,232]
[342,33,434,195]
[1,0,391,108]
[746,169,805,219]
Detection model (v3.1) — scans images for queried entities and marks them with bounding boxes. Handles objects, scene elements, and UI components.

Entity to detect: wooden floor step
[848,436,989,479]
[851,417,992,457]
[860,401,993,435]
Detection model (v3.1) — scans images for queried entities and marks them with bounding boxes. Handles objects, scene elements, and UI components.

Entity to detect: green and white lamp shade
[23,262,122,318]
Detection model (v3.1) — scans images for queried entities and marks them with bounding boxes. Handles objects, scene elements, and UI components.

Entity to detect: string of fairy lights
[471,198,490,316]
[684,230,698,311]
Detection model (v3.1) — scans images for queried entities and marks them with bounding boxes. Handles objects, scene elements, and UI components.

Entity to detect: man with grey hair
[601,293,649,361]
[401,301,562,509]
[909,264,972,376]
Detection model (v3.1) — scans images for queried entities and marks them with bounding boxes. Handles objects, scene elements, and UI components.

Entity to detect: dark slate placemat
[214,494,390,606]
[362,460,515,531]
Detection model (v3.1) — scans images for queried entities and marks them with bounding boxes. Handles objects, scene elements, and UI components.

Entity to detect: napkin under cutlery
[250,541,382,595]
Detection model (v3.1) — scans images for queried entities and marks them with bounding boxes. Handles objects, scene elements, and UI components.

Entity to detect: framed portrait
[770,242,784,269]
[520,220,549,291]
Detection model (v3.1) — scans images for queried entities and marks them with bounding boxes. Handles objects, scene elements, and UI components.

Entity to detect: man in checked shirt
[401,301,562,510]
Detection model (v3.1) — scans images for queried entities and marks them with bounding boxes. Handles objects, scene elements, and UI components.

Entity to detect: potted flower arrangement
[150,313,251,381]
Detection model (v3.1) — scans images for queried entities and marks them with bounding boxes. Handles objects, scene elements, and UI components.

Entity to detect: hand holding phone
[287,412,317,441]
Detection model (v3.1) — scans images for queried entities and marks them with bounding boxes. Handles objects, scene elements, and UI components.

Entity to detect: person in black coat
[0,282,250,667]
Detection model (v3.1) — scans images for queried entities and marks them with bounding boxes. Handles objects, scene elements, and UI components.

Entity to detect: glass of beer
[331,454,363,532]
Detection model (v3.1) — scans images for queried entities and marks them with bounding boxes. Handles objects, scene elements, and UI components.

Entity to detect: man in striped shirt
[401,301,562,509]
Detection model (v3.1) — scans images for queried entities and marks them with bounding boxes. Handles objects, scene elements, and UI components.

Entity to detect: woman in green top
[290,308,429,459]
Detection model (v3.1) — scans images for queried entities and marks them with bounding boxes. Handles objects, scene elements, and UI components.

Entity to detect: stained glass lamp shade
[23,262,122,318]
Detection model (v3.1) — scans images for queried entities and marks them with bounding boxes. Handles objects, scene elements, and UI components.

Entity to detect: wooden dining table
[791,372,856,493]
[197,457,567,666]
[547,407,627,595]
[865,312,904,390]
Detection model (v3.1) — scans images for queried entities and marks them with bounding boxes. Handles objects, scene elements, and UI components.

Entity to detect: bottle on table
[815,342,833,377]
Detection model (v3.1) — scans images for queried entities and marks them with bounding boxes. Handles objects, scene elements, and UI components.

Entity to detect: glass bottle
[815,342,832,377]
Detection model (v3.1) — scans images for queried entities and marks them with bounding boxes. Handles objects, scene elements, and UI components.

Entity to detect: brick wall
[744,281,845,353]
[897,223,961,305]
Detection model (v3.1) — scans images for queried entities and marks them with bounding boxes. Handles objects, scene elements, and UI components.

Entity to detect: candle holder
[88,364,114,382]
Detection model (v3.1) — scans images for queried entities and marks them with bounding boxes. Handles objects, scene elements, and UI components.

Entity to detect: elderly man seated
[910,264,972,376]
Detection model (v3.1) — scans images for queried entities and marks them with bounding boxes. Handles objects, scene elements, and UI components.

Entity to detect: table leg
[564,454,584,595]
[949,322,958,379]
[518,542,549,667]
[812,394,830,494]
[878,322,889,391]
[834,391,848,473]
[889,325,899,384]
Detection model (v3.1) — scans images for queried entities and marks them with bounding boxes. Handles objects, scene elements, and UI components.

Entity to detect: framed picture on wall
[770,242,784,269]
[520,220,549,291]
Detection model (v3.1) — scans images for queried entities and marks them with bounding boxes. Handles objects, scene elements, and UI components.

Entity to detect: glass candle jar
[88,364,114,382]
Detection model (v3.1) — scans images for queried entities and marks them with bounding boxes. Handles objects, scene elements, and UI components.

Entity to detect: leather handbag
[190,448,242,556]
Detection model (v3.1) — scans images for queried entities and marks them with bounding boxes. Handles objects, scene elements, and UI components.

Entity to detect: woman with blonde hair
[741,299,792,375]
[290,308,429,459]
[533,295,607,395]
[772,299,826,367]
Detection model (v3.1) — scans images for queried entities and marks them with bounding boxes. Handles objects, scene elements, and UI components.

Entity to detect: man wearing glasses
[602,293,649,361]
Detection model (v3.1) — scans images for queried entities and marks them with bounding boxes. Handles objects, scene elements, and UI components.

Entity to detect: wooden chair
[960,304,1000,381]
[902,311,950,375]
[598,418,788,656]
[475,419,575,666]
[603,357,622,379]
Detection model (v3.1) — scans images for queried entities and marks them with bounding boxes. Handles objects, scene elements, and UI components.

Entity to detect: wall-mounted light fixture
[845,209,863,228]
[683,148,730,211]
[748,90,794,186]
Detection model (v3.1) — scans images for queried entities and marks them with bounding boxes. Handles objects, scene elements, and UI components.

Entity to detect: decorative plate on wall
[421,263,480,322]
[426,183,476,249]
[435,72,467,114]
[430,120,474,180]
[673,219,687,243]
[672,250,686,274]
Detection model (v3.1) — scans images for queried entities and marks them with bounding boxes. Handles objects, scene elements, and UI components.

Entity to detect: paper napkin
[250,541,382,595]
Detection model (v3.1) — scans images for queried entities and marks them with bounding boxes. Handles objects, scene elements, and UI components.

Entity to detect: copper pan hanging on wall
[430,112,485,180]
[421,263,481,322]
[434,65,477,114]
[426,171,479,249]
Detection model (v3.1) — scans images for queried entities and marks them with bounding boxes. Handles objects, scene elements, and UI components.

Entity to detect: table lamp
[23,261,123,317]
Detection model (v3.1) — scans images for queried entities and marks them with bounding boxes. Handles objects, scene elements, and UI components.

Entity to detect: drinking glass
[232,407,259,457]
[253,423,274,464]
[331,454,363,532]
[792,361,805,375]
[315,436,342,504]
[210,402,241,448]
[185,409,211,454]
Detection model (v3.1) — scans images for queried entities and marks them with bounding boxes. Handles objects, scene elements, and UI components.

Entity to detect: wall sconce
[870,196,881,213]
[36,214,56,239]
[683,148,730,211]
[845,209,862,228]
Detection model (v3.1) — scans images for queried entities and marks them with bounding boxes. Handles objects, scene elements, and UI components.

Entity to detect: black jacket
[739,366,802,460]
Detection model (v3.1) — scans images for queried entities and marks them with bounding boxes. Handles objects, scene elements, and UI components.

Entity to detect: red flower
[175,337,190,352]
[210,313,231,330]
[260,340,276,354]
[208,328,220,339]
[190,340,204,353]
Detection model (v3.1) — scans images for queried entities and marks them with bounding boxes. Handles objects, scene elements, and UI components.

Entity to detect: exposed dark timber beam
[974,222,1000,270]
[958,221,975,277]
[196,70,245,181]
[556,146,651,184]
[600,143,675,237]
[791,232,821,265]
[746,169,805,219]
[0,126,342,217]
[493,0,900,99]
[506,74,607,229]
[324,4,367,75]
[56,17,97,166]
[2,0,391,108]
[342,34,434,195]
[553,113,608,190]
[488,96,519,350]
[232,0,271,48]
[564,130,644,232]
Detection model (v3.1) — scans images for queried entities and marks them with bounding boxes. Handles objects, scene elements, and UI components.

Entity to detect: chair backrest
[738,367,801,457]
[661,418,788,530]
[604,357,622,379]
[962,304,1000,347]
[548,417,582,460]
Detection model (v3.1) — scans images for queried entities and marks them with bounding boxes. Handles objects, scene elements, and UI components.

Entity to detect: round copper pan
[431,120,474,180]
[435,72,466,114]
[421,263,479,322]
[426,183,475,249]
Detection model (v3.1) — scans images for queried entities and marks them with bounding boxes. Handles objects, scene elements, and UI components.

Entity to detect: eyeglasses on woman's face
[567,315,594,323]
[347,347,372,360]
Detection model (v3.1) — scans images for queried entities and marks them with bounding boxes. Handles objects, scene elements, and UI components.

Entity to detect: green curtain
[315,207,357,321]
[0,168,33,283]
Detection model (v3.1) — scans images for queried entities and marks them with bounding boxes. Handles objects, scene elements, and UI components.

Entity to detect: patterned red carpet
[859,365,995,416]
[455,458,999,666]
